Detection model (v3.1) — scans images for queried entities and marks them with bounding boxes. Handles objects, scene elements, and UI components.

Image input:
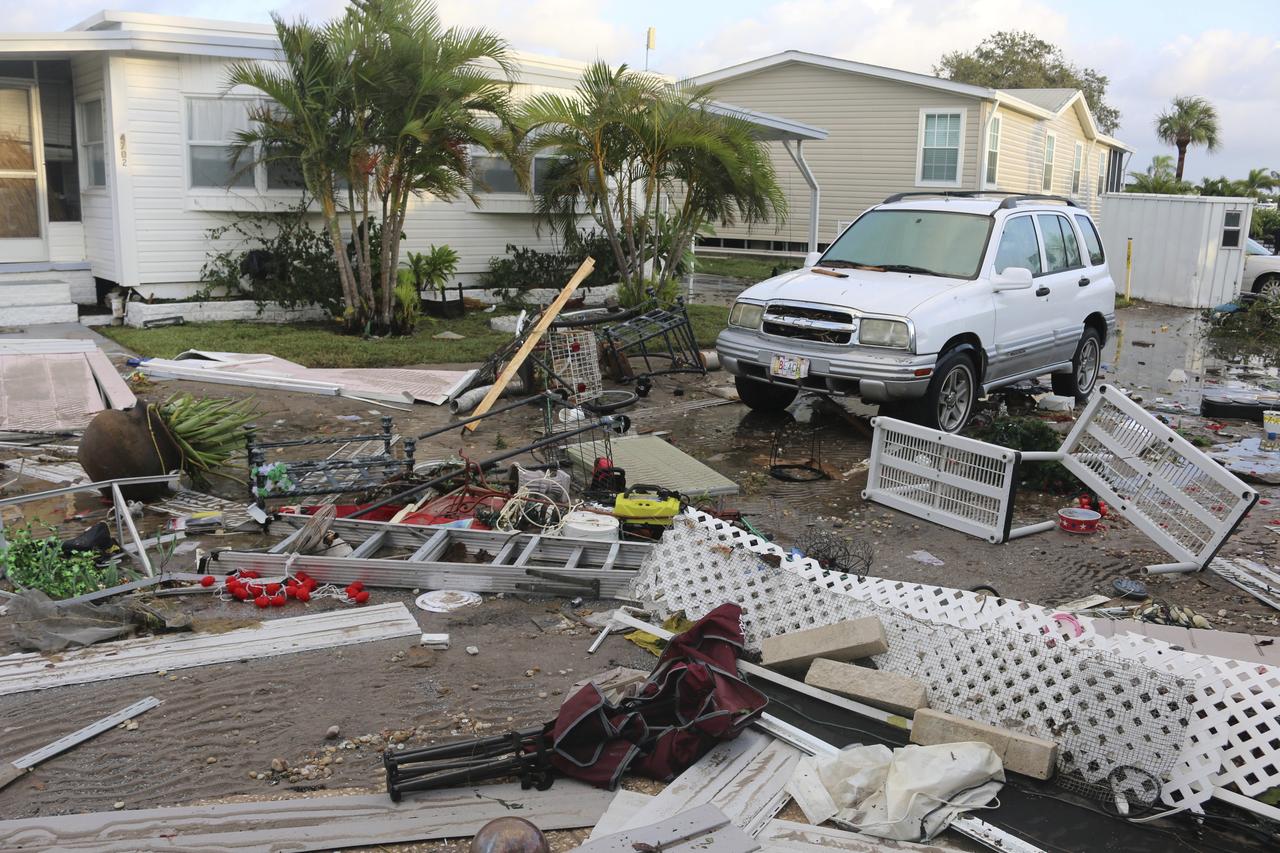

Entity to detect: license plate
[770,354,809,380]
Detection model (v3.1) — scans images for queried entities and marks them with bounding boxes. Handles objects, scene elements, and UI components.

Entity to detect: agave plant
[152,394,259,482]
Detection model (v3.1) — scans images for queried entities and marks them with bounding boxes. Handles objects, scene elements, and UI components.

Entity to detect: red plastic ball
[271,594,287,607]
[232,588,249,601]
[295,588,311,602]
[199,575,216,588]
[265,583,281,595]
[354,590,370,604]
[254,595,270,608]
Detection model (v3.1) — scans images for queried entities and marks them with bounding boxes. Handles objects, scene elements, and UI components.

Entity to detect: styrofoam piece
[416,590,482,612]
[0,603,420,696]
[1060,385,1258,569]
[862,417,1018,543]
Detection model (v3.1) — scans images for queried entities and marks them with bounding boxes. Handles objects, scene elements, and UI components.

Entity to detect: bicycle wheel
[582,389,639,414]
[551,305,641,328]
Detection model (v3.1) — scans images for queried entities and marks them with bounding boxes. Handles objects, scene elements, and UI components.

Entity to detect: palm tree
[522,62,786,301]
[1196,176,1240,197]
[1155,96,1221,181]
[228,0,516,334]
[1126,155,1192,194]
[1239,167,1277,200]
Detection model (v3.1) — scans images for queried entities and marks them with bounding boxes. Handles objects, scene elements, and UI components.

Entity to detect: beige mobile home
[686,51,1132,255]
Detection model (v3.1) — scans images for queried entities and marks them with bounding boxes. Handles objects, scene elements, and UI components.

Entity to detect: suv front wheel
[1051,327,1101,400]
[920,350,978,433]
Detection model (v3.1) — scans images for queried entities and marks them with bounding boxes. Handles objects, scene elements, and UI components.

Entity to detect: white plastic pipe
[449,379,525,415]
[1142,561,1200,575]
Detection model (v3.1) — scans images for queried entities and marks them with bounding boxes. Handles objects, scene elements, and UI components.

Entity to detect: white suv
[716,193,1116,432]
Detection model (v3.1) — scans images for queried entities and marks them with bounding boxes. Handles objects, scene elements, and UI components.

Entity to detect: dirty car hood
[737,268,957,317]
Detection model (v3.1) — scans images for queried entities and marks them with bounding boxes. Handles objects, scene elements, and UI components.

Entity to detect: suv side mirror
[803,251,822,269]
[992,267,1033,291]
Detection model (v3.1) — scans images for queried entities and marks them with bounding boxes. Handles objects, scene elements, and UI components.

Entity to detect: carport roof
[703,100,829,142]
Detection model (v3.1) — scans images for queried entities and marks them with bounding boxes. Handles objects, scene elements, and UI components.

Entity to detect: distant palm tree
[1126,155,1192,194]
[1239,167,1277,200]
[1196,176,1241,197]
[1155,96,1221,181]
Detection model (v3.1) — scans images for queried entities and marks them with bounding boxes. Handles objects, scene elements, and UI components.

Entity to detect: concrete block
[761,617,888,674]
[803,658,927,716]
[910,708,1057,780]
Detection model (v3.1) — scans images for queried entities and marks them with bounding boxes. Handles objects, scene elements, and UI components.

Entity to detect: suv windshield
[819,210,992,279]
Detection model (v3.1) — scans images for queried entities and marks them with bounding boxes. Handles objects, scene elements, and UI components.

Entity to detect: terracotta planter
[78,405,184,500]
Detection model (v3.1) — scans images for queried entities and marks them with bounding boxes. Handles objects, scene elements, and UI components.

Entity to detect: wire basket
[544,328,602,406]
[539,399,618,494]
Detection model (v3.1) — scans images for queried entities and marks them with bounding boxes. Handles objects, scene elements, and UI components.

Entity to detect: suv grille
[762,303,856,344]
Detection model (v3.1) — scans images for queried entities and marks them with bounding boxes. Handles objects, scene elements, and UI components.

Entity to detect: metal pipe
[350,417,614,519]
[783,139,821,254]
[429,392,549,438]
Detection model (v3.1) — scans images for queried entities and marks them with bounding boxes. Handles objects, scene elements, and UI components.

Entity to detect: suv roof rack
[881,190,1080,209]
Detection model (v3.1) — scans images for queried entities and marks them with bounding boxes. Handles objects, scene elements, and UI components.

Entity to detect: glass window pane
[1038,214,1068,272]
[1224,211,1241,227]
[188,98,250,142]
[532,157,565,194]
[0,88,35,170]
[995,216,1042,275]
[1074,215,1104,265]
[88,144,106,187]
[986,151,998,184]
[1060,217,1082,267]
[1222,228,1241,248]
[81,99,102,143]
[0,177,40,237]
[190,144,252,188]
[823,210,991,279]
[473,155,521,193]
[266,156,306,190]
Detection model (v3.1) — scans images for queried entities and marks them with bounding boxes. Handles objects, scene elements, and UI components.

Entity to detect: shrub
[0,523,117,599]
[966,414,1082,494]
[1251,207,1280,248]
[478,230,619,302]
[404,245,461,298]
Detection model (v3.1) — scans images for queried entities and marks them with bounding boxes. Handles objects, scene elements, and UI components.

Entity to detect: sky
[15,0,1280,182]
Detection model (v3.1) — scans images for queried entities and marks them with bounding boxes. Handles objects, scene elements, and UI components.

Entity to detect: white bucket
[561,510,620,541]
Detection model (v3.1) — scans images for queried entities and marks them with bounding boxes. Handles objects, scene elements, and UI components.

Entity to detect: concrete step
[80,313,115,327]
[1,303,81,325]
[0,279,73,309]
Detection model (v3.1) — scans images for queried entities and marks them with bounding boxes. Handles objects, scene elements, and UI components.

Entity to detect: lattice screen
[546,329,602,405]
[630,510,1280,811]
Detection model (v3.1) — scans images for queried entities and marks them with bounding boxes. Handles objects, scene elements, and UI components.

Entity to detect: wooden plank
[620,730,772,832]
[709,739,801,836]
[577,803,759,853]
[83,349,137,410]
[588,790,655,840]
[463,257,594,432]
[0,780,613,851]
[0,603,420,697]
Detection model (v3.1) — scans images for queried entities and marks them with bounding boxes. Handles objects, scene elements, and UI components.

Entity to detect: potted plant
[403,245,462,319]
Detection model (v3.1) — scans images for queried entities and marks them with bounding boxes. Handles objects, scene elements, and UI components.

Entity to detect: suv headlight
[858,319,911,349]
[729,302,764,329]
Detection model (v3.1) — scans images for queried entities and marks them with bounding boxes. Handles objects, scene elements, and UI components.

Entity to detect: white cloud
[433,0,634,64]
[672,0,1070,78]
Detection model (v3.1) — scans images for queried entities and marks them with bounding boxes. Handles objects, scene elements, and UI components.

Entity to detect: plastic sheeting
[2,588,191,652]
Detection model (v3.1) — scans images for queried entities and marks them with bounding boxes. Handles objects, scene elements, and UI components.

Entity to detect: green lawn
[100,304,730,368]
[693,253,800,281]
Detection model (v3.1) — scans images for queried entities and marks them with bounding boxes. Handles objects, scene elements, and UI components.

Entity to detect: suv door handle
[1078,276,1090,287]
[1035,286,1050,297]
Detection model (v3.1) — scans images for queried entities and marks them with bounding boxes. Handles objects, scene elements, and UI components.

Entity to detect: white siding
[72,53,115,281]
[47,222,85,263]
[1098,194,1254,307]
[991,103,1119,219]
[111,54,571,292]
[691,62,983,248]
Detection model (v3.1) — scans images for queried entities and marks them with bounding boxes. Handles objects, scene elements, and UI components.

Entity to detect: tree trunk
[1175,143,1188,182]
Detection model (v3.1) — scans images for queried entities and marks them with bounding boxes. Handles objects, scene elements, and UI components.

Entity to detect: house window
[1222,210,1243,248]
[187,97,253,188]
[1072,142,1083,194]
[78,97,105,188]
[472,152,563,195]
[1096,152,1105,196]
[1042,133,1056,192]
[985,115,1001,186]
[918,110,963,185]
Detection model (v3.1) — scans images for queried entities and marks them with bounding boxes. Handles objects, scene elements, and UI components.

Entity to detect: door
[0,81,47,262]
[991,214,1054,380]
[1034,213,1089,364]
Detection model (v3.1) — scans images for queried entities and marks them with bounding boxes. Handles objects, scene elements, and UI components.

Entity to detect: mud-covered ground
[0,301,1277,848]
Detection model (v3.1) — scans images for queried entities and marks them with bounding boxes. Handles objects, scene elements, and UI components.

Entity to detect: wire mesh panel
[863,417,1019,543]
[545,328,602,406]
[1060,385,1258,568]
[540,402,615,494]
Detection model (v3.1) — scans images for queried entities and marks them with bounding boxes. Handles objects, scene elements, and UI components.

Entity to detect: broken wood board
[589,790,655,840]
[1209,557,1280,613]
[577,803,759,853]
[760,819,969,852]
[617,729,798,837]
[0,602,420,697]
[0,780,613,851]
[567,433,739,497]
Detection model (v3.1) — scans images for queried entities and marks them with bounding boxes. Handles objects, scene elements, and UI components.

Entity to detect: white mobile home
[1098,193,1255,308]
[0,11,598,323]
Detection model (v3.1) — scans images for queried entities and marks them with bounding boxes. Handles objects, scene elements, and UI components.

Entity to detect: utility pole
[645,27,655,71]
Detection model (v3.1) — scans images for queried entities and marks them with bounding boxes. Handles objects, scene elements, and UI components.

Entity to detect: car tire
[1051,327,1102,401]
[1253,274,1280,300]
[918,350,978,433]
[735,376,798,412]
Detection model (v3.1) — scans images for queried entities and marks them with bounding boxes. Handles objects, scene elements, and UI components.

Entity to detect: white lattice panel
[547,329,602,405]
[863,417,1018,543]
[1061,386,1258,568]
[630,510,1280,812]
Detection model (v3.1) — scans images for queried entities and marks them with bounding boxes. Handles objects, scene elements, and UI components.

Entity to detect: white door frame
[0,77,50,263]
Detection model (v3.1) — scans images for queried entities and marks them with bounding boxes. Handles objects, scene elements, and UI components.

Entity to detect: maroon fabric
[547,603,767,788]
